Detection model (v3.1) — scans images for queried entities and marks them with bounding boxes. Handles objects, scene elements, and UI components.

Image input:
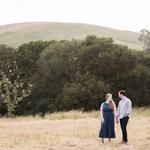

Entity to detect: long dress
[99,102,116,138]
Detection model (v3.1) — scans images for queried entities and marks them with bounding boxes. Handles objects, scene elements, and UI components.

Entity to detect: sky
[0,0,149,32]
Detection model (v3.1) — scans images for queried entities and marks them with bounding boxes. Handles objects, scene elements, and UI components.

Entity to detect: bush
[62,74,110,110]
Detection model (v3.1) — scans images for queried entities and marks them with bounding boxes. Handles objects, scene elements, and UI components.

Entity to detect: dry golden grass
[0,108,150,150]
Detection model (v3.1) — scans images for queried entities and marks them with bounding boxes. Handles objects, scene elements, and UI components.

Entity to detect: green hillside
[0,22,142,49]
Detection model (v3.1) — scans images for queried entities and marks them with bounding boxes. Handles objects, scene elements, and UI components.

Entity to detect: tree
[121,65,150,106]
[0,62,32,117]
[62,73,110,110]
[16,41,52,81]
[139,29,150,51]
[1,35,150,116]
[0,44,16,73]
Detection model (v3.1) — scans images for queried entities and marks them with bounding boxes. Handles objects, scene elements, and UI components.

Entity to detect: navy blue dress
[99,102,116,138]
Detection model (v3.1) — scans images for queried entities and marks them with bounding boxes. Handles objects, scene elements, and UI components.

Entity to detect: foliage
[0,36,150,116]
[0,62,32,117]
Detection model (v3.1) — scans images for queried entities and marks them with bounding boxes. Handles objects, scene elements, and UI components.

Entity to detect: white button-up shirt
[117,96,132,119]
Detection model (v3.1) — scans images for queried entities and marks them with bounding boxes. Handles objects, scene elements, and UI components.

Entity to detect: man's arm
[116,102,121,123]
[126,99,132,115]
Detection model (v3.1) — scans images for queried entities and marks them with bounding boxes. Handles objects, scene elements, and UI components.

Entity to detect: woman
[99,93,116,143]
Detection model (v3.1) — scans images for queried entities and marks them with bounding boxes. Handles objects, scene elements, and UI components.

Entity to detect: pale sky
[0,0,149,32]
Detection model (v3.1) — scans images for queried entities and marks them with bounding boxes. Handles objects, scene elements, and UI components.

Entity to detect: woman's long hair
[105,93,115,111]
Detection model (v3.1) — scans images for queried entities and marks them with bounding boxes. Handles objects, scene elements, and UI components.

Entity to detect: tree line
[0,35,150,116]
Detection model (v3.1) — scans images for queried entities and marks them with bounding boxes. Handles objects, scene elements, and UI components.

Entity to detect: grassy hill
[0,22,142,49]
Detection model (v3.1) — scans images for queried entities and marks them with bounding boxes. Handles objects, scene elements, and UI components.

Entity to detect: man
[116,90,132,144]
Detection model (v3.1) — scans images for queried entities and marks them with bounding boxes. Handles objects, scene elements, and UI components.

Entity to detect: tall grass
[132,107,150,117]
[8,107,150,121]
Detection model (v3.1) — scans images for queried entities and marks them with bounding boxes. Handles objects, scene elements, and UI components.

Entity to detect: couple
[99,90,132,144]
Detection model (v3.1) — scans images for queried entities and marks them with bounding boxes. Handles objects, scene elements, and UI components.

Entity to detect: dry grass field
[0,108,150,150]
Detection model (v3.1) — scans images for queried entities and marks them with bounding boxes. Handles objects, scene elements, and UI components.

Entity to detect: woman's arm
[100,103,104,123]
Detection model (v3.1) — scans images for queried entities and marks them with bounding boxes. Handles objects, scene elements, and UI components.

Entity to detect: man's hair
[119,90,126,96]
